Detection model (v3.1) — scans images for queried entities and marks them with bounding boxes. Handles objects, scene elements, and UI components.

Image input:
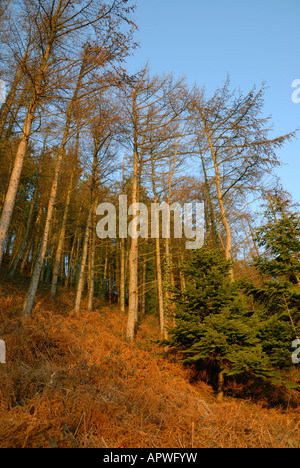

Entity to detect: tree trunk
[200,148,218,248]
[216,370,225,404]
[205,126,234,279]
[65,206,82,288]
[120,237,126,315]
[126,95,139,340]
[126,196,139,339]
[50,172,73,297]
[141,256,146,319]
[23,147,63,316]
[155,234,165,338]
[74,206,92,315]
[0,103,36,266]
[87,200,97,311]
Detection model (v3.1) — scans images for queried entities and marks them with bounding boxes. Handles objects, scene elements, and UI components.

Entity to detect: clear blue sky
[126,0,300,204]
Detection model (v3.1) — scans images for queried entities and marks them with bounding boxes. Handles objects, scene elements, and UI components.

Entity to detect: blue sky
[126,0,300,204]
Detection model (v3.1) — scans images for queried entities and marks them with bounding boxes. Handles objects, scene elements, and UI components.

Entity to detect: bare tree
[0,0,136,267]
[119,68,190,340]
[190,80,295,278]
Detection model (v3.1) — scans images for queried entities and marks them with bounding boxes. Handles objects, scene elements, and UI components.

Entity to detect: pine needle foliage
[167,248,274,381]
[165,246,300,400]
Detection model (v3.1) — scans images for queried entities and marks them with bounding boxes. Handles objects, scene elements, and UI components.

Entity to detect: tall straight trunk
[74,206,92,315]
[87,199,97,311]
[155,234,165,338]
[153,214,164,337]
[0,103,37,266]
[73,229,83,288]
[140,256,146,319]
[179,241,186,292]
[119,158,126,315]
[108,262,113,303]
[50,172,74,297]
[151,152,165,338]
[164,236,176,329]
[126,161,139,339]
[65,206,82,288]
[126,93,139,341]
[103,246,108,294]
[87,228,96,311]
[200,149,218,248]
[120,237,126,315]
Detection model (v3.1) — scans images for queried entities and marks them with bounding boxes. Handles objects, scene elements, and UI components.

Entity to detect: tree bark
[23,147,63,316]
[120,237,126,315]
[0,103,37,266]
[87,199,97,311]
[155,233,165,338]
[204,125,234,279]
[74,206,92,315]
[50,172,74,297]
[126,92,139,341]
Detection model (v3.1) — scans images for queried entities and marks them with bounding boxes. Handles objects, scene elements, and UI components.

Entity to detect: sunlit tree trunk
[0,103,37,267]
[127,150,139,339]
[51,171,74,297]
[74,206,92,315]
[87,199,98,311]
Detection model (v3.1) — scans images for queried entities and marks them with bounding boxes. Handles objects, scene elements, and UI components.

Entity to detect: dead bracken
[0,281,299,449]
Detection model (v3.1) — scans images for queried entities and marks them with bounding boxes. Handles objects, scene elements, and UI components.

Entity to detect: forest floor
[0,272,300,448]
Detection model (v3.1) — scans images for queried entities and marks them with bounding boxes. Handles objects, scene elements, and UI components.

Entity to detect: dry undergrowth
[0,279,300,448]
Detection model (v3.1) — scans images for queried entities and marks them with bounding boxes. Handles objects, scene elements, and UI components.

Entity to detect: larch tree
[20,0,136,316]
[0,0,136,267]
[189,80,295,278]
[118,68,190,340]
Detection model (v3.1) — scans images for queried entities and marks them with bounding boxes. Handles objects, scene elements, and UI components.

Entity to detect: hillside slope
[0,276,299,448]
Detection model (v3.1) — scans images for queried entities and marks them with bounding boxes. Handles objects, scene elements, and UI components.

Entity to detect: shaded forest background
[0,0,300,447]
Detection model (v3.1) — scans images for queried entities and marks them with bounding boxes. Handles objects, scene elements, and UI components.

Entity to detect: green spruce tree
[167,248,274,402]
[246,189,300,373]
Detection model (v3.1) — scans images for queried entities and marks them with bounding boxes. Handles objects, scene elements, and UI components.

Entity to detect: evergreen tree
[250,190,300,337]
[244,190,300,378]
[167,248,274,402]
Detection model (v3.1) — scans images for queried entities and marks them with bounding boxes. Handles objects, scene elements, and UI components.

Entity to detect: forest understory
[0,270,299,449]
[1,0,300,451]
